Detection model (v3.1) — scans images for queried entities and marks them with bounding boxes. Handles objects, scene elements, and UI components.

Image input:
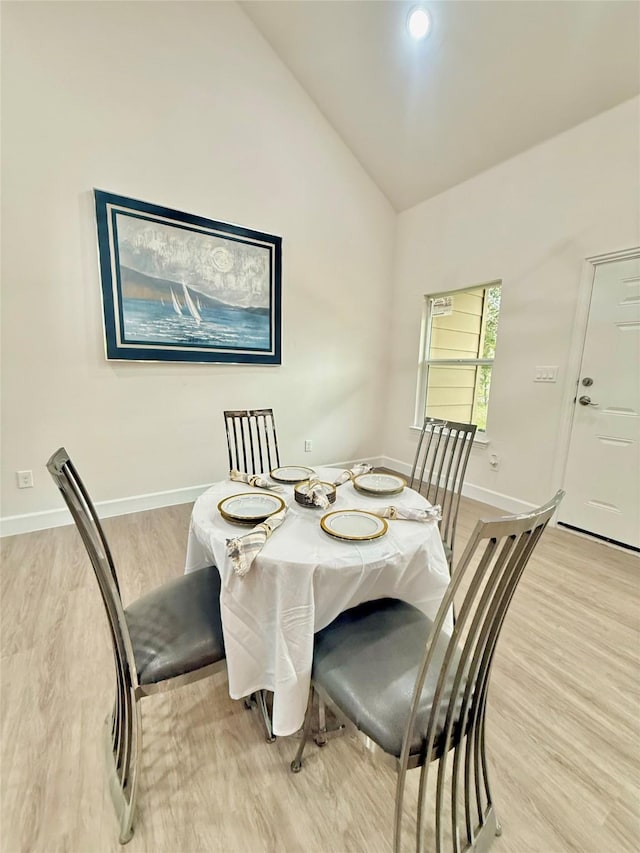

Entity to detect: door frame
[551,246,640,525]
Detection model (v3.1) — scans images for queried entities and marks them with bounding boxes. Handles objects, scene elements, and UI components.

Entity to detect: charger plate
[270,466,316,483]
[352,473,406,497]
[320,510,388,542]
[218,492,285,525]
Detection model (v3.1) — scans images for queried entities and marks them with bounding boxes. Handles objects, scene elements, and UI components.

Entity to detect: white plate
[270,466,316,483]
[218,492,285,523]
[352,473,406,496]
[320,510,388,541]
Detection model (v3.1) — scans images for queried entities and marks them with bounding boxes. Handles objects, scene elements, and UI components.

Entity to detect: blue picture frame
[94,190,282,364]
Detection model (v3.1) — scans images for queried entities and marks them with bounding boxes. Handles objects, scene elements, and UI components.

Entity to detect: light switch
[534,366,558,383]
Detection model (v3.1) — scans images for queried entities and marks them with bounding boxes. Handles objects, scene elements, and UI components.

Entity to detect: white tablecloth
[185,467,450,736]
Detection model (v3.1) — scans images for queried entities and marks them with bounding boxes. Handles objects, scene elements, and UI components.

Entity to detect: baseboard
[0,457,386,538]
[379,456,537,515]
[0,454,532,538]
[333,455,386,470]
[460,483,537,515]
[378,456,417,479]
[0,483,213,538]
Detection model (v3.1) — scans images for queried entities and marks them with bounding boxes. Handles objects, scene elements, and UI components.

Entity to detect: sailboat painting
[94,190,282,364]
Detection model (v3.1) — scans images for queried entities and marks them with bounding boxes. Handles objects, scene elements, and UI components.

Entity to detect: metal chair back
[410,417,477,565]
[396,490,564,853]
[47,447,228,844]
[47,447,140,841]
[46,447,138,691]
[223,408,281,475]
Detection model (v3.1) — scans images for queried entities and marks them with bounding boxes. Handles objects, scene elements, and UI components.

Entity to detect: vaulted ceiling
[241,1,640,211]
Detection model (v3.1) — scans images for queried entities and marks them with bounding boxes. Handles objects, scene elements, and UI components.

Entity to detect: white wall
[384,97,640,509]
[0,1,395,528]
[3,3,637,531]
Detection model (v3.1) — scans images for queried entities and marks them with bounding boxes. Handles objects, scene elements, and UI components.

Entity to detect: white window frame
[414,280,501,444]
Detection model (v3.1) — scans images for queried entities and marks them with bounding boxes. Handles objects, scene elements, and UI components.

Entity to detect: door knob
[578,395,599,407]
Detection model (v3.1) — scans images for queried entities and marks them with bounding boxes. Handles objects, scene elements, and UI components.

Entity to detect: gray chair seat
[125,566,225,686]
[293,492,564,853]
[313,597,461,759]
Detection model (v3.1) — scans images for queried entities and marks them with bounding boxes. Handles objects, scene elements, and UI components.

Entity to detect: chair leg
[478,701,502,838]
[315,697,328,746]
[290,687,315,773]
[313,697,345,746]
[256,690,276,743]
[392,750,413,853]
[105,691,142,844]
[243,691,276,742]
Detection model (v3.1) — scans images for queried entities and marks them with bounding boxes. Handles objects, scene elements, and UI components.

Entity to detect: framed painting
[94,190,282,364]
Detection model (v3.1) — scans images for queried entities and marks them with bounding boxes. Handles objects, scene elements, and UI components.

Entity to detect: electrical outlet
[17,470,34,489]
[304,439,313,453]
[489,454,500,470]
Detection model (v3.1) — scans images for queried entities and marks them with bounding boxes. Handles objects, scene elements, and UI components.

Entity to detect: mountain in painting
[119,266,268,315]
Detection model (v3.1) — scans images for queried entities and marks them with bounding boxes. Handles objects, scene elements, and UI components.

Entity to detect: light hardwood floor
[1,496,638,852]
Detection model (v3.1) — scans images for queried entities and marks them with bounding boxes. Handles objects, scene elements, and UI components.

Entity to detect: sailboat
[170,287,183,316]
[182,282,202,324]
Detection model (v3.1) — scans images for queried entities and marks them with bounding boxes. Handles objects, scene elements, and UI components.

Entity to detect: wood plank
[1,494,638,852]
[430,327,481,356]
[427,365,477,388]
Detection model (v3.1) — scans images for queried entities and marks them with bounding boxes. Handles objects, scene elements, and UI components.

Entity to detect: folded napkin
[369,505,442,522]
[229,469,283,492]
[333,463,373,486]
[226,508,288,577]
[304,479,331,509]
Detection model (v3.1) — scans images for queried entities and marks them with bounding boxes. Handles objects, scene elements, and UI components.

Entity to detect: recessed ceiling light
[407,7,431,41]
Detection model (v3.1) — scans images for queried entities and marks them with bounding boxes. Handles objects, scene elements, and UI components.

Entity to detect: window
[415,281,501,432]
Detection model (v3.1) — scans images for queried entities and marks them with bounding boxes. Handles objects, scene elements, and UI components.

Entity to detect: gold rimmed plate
[217,492,285,525]
[270,466,316,484]
[352,473,406,497]
[320,510,388,542]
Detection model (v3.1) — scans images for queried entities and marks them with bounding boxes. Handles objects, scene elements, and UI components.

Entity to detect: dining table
[185,465,450,737]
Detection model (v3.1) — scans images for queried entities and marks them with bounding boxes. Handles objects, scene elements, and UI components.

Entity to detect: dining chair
[290,491,564,853]
[46,447,227,844]
[223,408,281,475]
[409,417,477,570]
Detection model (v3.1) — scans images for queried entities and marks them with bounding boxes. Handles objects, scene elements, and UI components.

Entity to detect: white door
[559,255,640,550]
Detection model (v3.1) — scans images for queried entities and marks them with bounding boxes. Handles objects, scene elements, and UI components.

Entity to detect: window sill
[410,424,490,448]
